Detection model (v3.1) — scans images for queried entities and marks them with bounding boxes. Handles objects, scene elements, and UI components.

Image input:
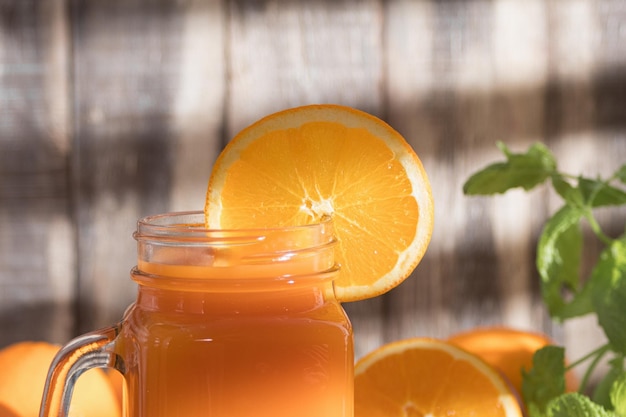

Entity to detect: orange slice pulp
[354,337,525,417]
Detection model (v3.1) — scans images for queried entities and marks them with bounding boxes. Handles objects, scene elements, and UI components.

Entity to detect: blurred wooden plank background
[0,0,625,370]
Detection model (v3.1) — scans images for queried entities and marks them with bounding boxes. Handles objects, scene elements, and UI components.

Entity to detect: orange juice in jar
[40,211,353,417]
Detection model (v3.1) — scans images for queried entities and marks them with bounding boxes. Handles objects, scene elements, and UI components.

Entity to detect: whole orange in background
[448,326,578,394]
[0,341,121,417]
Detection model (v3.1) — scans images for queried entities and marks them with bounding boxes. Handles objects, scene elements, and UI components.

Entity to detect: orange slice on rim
[205,104,434,302]
[355,337,525,417]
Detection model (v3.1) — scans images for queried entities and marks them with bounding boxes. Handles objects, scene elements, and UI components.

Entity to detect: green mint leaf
[537,205,592,320]
[550,175,626,209]
[463,141,556,195]
[522,346,567,414]
[496,141,513,156]
[546,393,617,417]
[527,402,546,417]
[610,372,626,416]
[593,357,625,410]
[615,164,626,184]
[552,176,585,208]
[610,370,626,416]
[590,236,626,355]
[579,177,626,208]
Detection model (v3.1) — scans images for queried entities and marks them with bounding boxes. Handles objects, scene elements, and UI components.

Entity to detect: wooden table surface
[0,1,625,373]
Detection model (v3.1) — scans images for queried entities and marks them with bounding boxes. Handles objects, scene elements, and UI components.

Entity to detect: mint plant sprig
[463,141,626,417]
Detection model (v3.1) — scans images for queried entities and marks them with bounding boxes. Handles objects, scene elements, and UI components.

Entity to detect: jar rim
[133,211,338,286]
[134,211,335,245]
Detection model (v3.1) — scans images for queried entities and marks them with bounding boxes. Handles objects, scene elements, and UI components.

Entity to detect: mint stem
[573,344,611,394]
[584,209,613,246]
[567,343,612,371]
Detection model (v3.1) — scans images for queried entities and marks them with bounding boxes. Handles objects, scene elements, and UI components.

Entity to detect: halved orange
[354,337,525,417]
[205,104,434,302]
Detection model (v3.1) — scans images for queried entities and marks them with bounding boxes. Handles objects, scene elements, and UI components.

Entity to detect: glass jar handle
[39,325,122,417]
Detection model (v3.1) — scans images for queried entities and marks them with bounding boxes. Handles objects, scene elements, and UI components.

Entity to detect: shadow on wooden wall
[0,1,625,365]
